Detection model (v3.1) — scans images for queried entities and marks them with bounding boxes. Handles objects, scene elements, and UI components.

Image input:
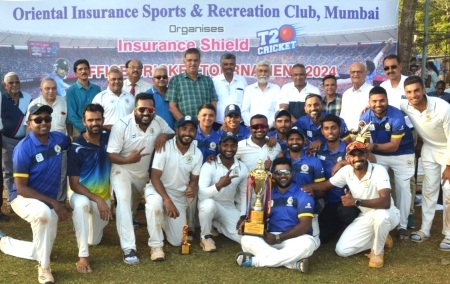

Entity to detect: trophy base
[181,243,190,255]
[243,221,265,237]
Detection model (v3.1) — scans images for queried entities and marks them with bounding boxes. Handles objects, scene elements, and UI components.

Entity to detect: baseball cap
[346,141,367,154]
[29,104,53,115]
[219,132,238,143]
[224,104,241,117]
[274,108,291,120]
[285,127,304,139]
[178,115,198,128]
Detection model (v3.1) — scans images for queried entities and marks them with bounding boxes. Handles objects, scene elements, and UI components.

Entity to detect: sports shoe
[407,214,415,229]
[236,252,253,267]
[200,235,217,252]
[38,265,54,284]
[439,237,450,251]
[123,249,139,264]
[187,231,194,241]
[384,234,393,249]
[295,258,310,273]
[368,250,384,268]
[150,247,165,261]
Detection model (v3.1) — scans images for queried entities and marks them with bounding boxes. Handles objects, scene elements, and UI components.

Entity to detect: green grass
[1,206,449,283]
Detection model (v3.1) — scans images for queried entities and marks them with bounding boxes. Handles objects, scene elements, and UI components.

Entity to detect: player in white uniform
[107,93,174,264]
[198,132,249,251]
[401,76,450,250]
[145,116,203,261]
[304,141,400,268]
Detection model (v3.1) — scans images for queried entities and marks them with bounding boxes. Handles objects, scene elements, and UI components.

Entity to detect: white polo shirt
[235,137,281,171]
[198,155,248,215]
[401,96,450,165]
[241,82,280,127]
[123,78,152,96]
[92,89,134,126]
[149,137,203,193]
[278,82,321,106]
[26,96,67,134]
[330,162,395,214]
[340,82,372,130]
[107,113,174,178]
[380,75,408,109]
[213,73,248,124]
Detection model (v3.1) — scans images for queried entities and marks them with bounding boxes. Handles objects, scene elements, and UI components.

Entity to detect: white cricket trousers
[420,145,450,236]
[375,153,414,230]
[241,234,318,268]
[145,185,188,247]
[336,207,400,256]
[69,190,110,257]
[110,167,147,252]
[0,196,58,267]
[198,198,241,243]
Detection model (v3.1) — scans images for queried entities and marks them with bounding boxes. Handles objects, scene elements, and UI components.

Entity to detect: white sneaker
[150,247,165,261]
[38,265,54,284]
[200,235,217,252]
[123,249,139,265]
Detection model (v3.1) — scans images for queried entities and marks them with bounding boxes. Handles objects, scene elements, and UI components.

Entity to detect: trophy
[243,160,272,236]
[350,121,373,143]
[180,219,190,255]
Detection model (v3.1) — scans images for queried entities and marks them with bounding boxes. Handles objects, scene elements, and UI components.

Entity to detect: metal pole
[421,0,430,83]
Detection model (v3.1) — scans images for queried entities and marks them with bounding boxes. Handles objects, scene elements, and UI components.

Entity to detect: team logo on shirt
[209,142,216,150]
[364,180,369,186]
[307,130,313,138]
[287,196,293,206]
[385,123,391,131]
[407,160,414,167]
[301,164,309,172]
[54,145,61,155]
[150,128,155,135]
[186,155,193,164]
[233,168,239,176]
[426,114,431,121]
[35,153,44,162]
[268,147,274,153]
[305,202,312,209]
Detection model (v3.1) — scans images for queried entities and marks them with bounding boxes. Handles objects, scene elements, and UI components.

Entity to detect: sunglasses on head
[31,116,52,124]
[273,169,292,176]
[250,123,269,130]
[154,75,168,80]
[135,107,155,114]
[383,65,398,71]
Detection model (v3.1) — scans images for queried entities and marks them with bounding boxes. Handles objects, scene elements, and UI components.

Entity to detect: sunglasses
[250,123,269,130]
[31,116,52,124]
[135,107,155,114]
[383,65,398,71]
[273,169,292,176]
[154,75,168,80]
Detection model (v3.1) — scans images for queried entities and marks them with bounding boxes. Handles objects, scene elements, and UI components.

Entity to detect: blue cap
[178,115,198,128]
[29,103,53,115]
[285,126,305,139]
[219,132,239,143]
[274,108,291,120]
[224,104,241,117]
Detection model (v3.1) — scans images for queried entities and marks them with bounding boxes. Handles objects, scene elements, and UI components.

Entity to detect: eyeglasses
[383,65,398,71]
[154,75,168,80]
[31,116,52,124]
[273,169,292,176]
[135,106,155,114]
[250,123,269,130]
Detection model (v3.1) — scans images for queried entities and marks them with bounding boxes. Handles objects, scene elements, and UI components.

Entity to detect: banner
[0,0,399,97]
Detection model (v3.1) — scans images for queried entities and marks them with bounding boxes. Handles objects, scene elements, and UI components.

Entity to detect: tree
[398,0,418,74]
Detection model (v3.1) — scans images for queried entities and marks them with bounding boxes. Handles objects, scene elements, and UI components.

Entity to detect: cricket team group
[0,47,449,284]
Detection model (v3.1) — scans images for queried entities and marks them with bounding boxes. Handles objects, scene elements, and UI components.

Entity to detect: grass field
[1,204,449,284]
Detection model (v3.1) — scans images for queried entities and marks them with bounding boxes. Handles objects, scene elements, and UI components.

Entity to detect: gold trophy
[350,121,373,143]
[243,160,272,236]
[180,219,190,255]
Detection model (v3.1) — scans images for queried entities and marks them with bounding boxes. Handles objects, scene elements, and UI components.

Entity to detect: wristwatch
[275,234,282,244]
[355,198,362,207]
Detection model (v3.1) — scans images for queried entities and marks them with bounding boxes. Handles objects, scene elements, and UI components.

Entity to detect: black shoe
[133,219,141,229]
[0,213,10,222]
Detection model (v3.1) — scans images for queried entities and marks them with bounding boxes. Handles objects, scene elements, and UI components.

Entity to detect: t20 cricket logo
[256,24,299,55]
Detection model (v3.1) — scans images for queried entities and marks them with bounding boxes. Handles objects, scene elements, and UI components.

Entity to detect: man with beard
[236,157,318,273]
[268,109,292,152]
[315,114,359,244]
[198,132,248,251]
[107,93,174,264]
[213,53,248,127]
[123,59,152,96]
[278,63,320,121]
[401,76,450,250]
[303,142,400,268]
[235,114,281,172]
[0,104,71,284]
[66,59,101,135]
[93,67,134,130]
[68,104,111,273]
[360,86,415,240]
[322,75,342,116]
[241,61,280,128]
[145,116,203,261]
[294,94,351,153]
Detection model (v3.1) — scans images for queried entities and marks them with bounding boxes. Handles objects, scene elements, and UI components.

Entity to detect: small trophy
[180,219,190,255]
[243,160,272,236]
[354,121,373,143]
